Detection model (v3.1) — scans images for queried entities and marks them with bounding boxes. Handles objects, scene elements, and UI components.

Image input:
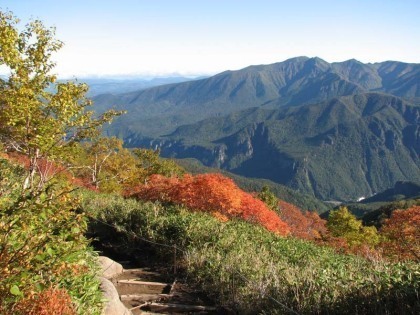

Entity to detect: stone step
[121,293,172,309]
[114,267,219,314]
[116,268,171,283]
[116,279,172,295]
[130,305,161,315]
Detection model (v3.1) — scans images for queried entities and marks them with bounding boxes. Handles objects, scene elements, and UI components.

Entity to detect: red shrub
[131,173,290,235]
[277,200,326,239]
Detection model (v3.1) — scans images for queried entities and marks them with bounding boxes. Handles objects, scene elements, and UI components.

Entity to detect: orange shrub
[132,173,290,235]
[239,192,290,234]
[380,206,420,262]
[14,287,75,315]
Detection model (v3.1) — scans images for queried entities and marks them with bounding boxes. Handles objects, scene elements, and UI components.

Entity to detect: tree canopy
[327,206,379,248]
[0,11,115,313]
[0,11,122,192]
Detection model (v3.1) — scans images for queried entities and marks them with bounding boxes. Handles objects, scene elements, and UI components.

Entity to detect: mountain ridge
[95,57,419,137]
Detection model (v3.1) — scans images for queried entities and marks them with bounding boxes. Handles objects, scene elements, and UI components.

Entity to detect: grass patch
[83,192,419,314]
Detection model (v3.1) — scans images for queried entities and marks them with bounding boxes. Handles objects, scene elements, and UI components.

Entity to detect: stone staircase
[112,263,221,315]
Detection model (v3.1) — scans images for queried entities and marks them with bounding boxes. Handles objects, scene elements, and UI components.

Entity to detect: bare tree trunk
[23,148,39,191]
[93,154,98,188]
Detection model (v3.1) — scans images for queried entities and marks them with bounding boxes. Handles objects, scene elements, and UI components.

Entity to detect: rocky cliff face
[129,93,420,201]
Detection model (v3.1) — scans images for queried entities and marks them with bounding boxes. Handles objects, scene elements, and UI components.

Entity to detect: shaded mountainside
[323,181,420,220]
[92,57,420,201]
[135,93,420,201]
[340,181,420,222]
[361,181,420,204]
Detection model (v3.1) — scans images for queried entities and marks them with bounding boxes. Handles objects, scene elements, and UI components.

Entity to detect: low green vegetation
[83,192,419,314]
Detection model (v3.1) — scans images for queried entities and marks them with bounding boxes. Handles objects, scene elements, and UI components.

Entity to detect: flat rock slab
[115,268,170,282]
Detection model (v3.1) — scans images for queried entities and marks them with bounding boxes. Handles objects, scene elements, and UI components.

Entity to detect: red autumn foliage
[6,151,68,179]
[14,287,75,315]
[380,206,420,262]
[131,173,290,235]
[319,234,351,253]
[277,200,327,240]
[3,152,97,191]
[5,151,31,169]
[304,210,328,238]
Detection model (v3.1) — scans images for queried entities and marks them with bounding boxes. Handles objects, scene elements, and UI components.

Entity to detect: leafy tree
[257,185,279,211]
[380,206,420,262]
[0,11,122,192]
[71,137,139,192]
[0,157,102,314]
[327,206,379,248]
[133,148,185,182]
[68,143,184,193]
[0,11,108,313]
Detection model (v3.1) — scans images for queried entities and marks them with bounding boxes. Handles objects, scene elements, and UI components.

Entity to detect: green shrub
[84,193,419,314]
[0,158,102,314]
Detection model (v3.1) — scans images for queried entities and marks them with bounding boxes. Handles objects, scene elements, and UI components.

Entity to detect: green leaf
[10,285,22,296]
[72,227,80,234]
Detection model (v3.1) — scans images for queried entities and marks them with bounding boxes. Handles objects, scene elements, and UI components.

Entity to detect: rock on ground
[100,276,133,315]
[98,256,124,279]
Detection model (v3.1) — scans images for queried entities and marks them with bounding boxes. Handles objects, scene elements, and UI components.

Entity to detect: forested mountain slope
[135,93,419,200]
[93,57,420,201]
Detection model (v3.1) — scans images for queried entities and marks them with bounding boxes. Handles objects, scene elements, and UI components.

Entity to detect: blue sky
[1,0,419,77]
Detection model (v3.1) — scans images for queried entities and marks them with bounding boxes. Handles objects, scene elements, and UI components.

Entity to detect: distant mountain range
[93,57,420,201]
[67,76,202,97]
